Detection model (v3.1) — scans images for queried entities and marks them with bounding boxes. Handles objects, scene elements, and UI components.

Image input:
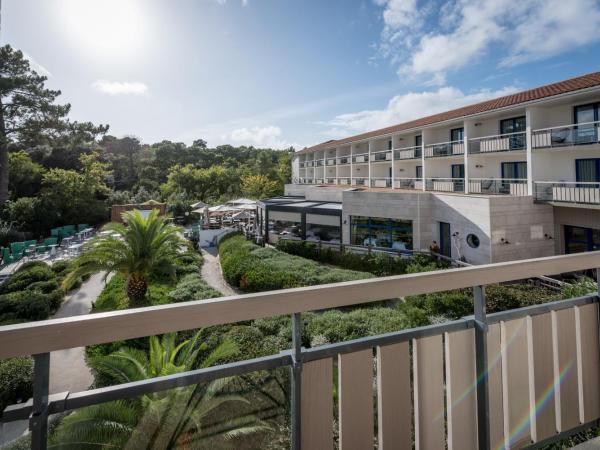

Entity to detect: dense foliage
[0,261,67,325]
[0,357,33,413]
[219,234,373,292]
[276,239,449,276]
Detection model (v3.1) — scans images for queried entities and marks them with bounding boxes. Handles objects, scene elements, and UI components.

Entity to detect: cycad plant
[65,209,185,305]
[50,332,271,449]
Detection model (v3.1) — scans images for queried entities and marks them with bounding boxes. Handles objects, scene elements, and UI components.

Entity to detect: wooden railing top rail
[0,251,599,360]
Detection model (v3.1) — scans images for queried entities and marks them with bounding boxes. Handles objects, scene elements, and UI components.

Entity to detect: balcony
[426,177,465,193]
[315,159,324,167]
[338,176,351,185]
[394,145,422,160]
[424,140,464,158]
[394,177,423,190]
[351,177,367,186]
[351,153,369,164]
[325,177,336,184]
[469,131,526,154]
[369,177,392,188]
[532,121,600,149]
[535,181,600,205]
[337,155,350,165]
[299,161,306,168]
[371,150,392,162]
[306,160,314,167]
[326,157,336,166]
[2,253,600,450]
[469,178,528,196]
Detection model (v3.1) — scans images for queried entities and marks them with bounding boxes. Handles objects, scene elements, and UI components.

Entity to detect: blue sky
[3,0,600,149]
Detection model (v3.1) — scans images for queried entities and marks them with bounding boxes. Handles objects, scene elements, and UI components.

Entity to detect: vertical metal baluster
[30,353,50,450]
[290,312,302,450]
[473,286,491,450]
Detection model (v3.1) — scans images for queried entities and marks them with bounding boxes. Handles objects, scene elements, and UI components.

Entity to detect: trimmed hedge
[0,262,66,325]
[276,239,449,276]
[219,235,373,292]
[0,357,33,413]
[169,273,222,303]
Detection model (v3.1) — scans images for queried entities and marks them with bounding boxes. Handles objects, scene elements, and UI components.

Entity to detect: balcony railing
[351,177,367,186]
[326,157,336,166]
[325,177,336,184]
[306,160,314,167]
[394,177,424,190]
[370,177,392,188]
[351,153,369,164]
[532,121,600,149]
[469,178,528,196]
[299,162,306,168]
[371,150,392,162]
[469,131,526,154]
[394,145,422,160]
[2,253,600,450]
[315,159,324,167]
[337,155,350,165]
[424,140,464,157]
[338,177,351,185]
[535,181,600,205]
[426,177,465,192]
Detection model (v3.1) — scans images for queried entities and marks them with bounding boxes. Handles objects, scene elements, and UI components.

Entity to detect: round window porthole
[466,234,480,249]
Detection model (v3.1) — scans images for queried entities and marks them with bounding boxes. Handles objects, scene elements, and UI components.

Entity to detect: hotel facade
[261,72,600,264]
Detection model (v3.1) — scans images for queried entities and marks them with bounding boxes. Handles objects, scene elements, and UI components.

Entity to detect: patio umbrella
[227,198,256,206]
[191,200,207,209]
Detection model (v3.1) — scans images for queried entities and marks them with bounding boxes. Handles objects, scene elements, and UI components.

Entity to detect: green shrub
[169,273,221,303]
[0,290,52,323]
[562,277,598,298]
[220,235,372,292]
[275,239,446,277]
[2,264,55,293]
[0,357,33,413]
[486,284,560,313]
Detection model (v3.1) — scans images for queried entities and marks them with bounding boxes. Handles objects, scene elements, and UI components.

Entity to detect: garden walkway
[0,272,110,446]
[200,247,240,296]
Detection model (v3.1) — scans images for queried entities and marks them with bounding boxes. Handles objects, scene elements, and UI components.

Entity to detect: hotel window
[576,158,600,183]
[450,127,464,141]
[501,161,527,180]
[415,135,422,147]
[350,216,413,250]
[500,116,526,149]
[574,103,600,144]
[416,166,423,178]
[388,140,393,150]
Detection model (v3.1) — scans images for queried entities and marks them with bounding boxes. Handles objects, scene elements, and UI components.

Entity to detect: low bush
[561,277,598,298]
[0,357,33,412]
[0,262,66,325]
[168,273,221,303]
[275,239,448,277]
[220,234,372,292]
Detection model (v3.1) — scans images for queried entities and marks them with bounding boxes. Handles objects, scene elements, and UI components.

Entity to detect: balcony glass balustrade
[424,140,464,158]
[532,121,600,148]
[469,131,526,154]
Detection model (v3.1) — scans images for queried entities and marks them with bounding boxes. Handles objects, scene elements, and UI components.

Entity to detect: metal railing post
[290,312,302,450]
[30,353,50,450]
[473,286,491,450]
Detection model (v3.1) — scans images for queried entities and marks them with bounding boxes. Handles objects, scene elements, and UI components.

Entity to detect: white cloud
[228,125,295,148]
[375,0,600,82]
[321,85,517,136]
[22,52,52,77]
[91,80,148,95]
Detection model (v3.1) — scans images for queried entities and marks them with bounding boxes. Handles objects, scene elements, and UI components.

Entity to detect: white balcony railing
[338,177,351,185]
[351,177,368,186]
[468,178,528,196]
[352,153,369,164]
[394,145,422,160]
[532,121,600,149]
[325,177,336,184]
[394,177,423,190]
[337,155,351,165]
[424,140,464,157]
[326,158,336,166]
[535,181,600,205]
[468,132,526,154]
[426,177,465,192]
[370,177,392,188]
[371,150,392,162]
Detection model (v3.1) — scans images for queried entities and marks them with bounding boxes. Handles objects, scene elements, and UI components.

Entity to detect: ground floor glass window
[350,216,413,250]
[306,224,341,242]
[565,225,600,253]
[269,220,302,239]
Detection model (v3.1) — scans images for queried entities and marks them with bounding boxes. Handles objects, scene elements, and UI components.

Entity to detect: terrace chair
[2,247,14,265]
[78,224,88,232]
[63,225,76,236]
[10,242,25,261]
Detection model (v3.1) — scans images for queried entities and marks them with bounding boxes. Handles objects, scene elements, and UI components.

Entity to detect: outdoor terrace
[1,252,600,449]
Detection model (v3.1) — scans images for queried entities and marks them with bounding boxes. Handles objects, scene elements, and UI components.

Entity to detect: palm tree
[65,209,185,305]
[50,332,271,449]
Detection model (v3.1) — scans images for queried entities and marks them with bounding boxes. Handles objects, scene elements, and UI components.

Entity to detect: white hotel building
[262,72,600,264]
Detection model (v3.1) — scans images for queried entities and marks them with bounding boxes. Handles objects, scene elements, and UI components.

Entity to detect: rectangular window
[574,103,599,144]
[450,127,464,142]
[500,116,526,149]
[451,164,464,179]
[350,216,413,250]
[501,161,527,180]
[565,225,600,253]
[416,166,423,178]
[439,222,451,257]
[388,139,393,150]
[575,158,600,183]
[415,135,422,147]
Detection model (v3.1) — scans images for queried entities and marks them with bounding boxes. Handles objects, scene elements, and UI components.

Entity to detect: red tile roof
[297,71,600,154]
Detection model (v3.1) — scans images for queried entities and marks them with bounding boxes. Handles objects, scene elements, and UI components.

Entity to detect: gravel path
[200,247,240,296]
